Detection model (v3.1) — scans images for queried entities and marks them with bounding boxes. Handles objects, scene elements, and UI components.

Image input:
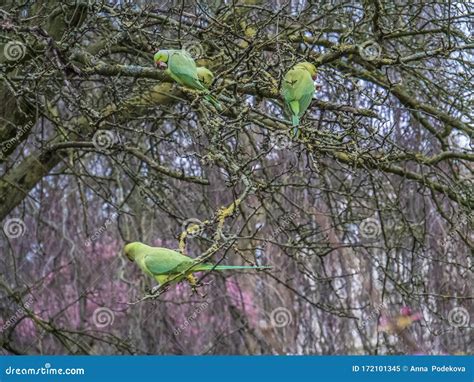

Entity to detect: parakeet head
[154,50,169,69]
[295,62,317,80]
[124,242,143,262]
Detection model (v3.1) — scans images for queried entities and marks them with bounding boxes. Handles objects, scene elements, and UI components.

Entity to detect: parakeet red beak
[312,74,317,80]
[155,61,167,70]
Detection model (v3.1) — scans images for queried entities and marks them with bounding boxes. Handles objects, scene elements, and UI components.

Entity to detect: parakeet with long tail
[124,242,270,288]
[154,49,222,111]
[281,61,317,137]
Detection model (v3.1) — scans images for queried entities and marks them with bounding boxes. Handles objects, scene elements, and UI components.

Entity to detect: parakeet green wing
[167,50,206,91]
[167,51,222,110]
[296,92,313,119]
[143,248,194,275]
[282,72,314,117]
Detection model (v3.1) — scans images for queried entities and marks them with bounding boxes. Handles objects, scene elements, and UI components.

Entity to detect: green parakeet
[196,67,215,89]
[154,50,222,111]
[281,61,317,137]
[124,242,270,287]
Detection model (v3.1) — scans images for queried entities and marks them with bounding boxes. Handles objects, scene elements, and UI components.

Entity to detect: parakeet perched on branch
[281,61,317,137]
[154,50,222,110]
[124,242,270,288]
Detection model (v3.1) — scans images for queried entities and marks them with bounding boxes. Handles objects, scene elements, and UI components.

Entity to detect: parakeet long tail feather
[205,94,223,111]
[291,115,299,126]
[195,265,271,271]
